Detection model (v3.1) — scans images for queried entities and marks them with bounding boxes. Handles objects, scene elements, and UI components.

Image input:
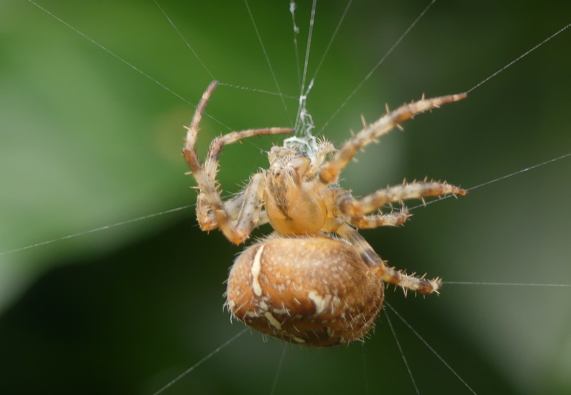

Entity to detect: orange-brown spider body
[183,80,467,346]
[227,237,383,346]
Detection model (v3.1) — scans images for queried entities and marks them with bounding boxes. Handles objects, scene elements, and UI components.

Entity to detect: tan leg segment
[204,127,292,179]
[193,127,289,235]
[351,210,411,229]
[183,80,292,242]
[223,173,266,244]
[199,188,269,235]
[183,80,218,174]
[319,93,467,184]
[336,224,441,295]
[378,265,442,296]
[340,181,466,218]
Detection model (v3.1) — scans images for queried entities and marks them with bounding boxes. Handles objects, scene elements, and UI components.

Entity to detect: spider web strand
[361,346,370,395]
[408,151,571,212]
[310,0,353,85]
[0,205,193,257]
[244,0,289,114]
[151,328,247,395]
[299,0,318,99]
[217,82,298,99]
[269,344,288,395]
[294,0,318,133]
[152,0,216,80]
[385,310,420,394]
[289,1,302,89]
[445,281,571,288]
[152,1,295,102]
[319,0,437,133]
[386,303,478,395]
[26,0,232,131]
[467,22,571,94]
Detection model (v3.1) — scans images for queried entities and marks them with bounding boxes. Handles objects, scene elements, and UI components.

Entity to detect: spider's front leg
[182,80,293,244]
[336,224,441,295]
[339,181,467,219]
[319,93,467,184]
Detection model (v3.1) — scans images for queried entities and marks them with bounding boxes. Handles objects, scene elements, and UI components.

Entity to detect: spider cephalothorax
[264,140,337,236]
[183,80,467,346]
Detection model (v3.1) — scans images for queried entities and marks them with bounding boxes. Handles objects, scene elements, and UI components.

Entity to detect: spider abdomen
[226,236,384,346]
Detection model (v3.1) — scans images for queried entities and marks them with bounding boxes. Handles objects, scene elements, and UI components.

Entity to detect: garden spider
[183,81,467,346]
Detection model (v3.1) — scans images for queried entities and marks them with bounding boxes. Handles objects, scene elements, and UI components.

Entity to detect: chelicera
[183,80,467,346]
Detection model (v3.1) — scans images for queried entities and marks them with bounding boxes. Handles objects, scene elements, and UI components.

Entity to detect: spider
[183,80,467,346]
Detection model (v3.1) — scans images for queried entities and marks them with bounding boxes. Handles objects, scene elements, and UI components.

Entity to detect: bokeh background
[1,1,570,394]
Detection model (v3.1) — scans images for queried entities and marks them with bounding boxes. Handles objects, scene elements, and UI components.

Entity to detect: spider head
[268,145,311,182]
[267,136,335,182]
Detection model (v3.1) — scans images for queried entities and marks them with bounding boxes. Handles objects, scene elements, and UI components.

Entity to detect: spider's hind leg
[336,224,441,295]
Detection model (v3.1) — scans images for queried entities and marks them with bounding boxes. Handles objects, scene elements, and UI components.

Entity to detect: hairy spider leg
[336,224,441,295]
[350,210,412,229]
[226,172,266,243]
[339,181,467,219]
[182,80,293,243]
[319,93,468,184]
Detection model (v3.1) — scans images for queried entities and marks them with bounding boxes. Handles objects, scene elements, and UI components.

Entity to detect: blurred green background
[1,1,570,394]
